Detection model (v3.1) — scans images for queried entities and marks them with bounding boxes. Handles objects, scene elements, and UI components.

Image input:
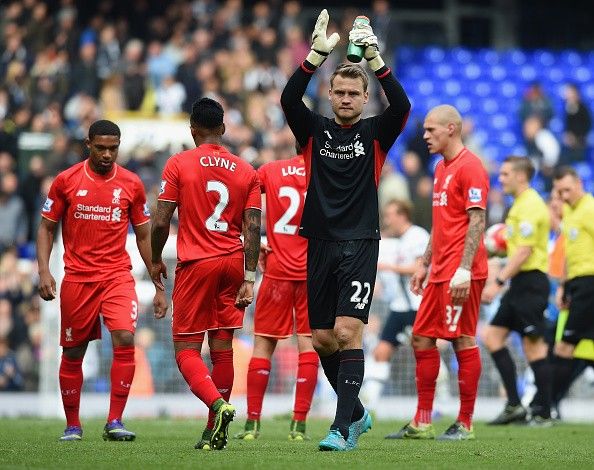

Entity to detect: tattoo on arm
[151,201,177,262]
[422,231,433,267]
[243,208,261,272]
[460,209,486,270]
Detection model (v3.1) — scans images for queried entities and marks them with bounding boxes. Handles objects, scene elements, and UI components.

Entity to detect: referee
[280,10,410,451]
[482,156,552,425]
[551,166,594,402]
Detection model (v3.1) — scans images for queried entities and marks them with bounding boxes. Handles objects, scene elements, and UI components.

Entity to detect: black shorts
[307,238,379,329]
[379,309,416,347]
[562,275,594,344]
[490,270,550,337]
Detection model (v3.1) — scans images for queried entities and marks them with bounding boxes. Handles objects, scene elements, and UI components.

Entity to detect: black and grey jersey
[281,61,411,241]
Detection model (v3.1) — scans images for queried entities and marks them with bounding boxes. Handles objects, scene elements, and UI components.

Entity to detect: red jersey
[258,156,307,280]
[159,143,261,263]
[430,148,489,282]
[41,160,150,282]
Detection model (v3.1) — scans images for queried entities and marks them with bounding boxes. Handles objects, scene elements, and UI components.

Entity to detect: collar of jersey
[84,159,118,182]
[443,147,467,166]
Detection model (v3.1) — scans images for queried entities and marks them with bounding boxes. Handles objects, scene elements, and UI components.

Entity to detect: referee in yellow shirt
[552,166,594,399]
[482,156,552,425]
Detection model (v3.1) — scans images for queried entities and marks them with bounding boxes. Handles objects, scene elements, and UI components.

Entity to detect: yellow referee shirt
[562,193,594,280]
[505,187,550,273]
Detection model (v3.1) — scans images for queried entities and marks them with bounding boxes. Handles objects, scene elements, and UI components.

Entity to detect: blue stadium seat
[560,50,583,67]
[574,162,593,181]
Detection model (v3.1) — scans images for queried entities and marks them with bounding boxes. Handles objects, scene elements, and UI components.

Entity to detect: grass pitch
[1,417,593,469]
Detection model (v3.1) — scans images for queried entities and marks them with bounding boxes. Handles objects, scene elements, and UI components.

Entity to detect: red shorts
[254,276,310,339]
[172,252,244,342]
[60,274,138,347]
[413,279,486,339]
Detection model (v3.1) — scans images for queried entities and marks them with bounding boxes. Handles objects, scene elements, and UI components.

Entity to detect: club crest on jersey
[159,180,166,195]
[65,327,73,342]
[112,188,122,204]
[111,207,122,222]
[468,187,482,203]
[42,197,54,212]
[519,221,533,238]
[324,130,332,139]
[443,174,453,189]
[354,140,365,156]
[569,227,579,240]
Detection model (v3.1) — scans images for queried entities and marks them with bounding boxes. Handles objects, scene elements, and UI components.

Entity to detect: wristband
[244,270,256,283]
[450,267,471,288]
[367,54,385,72]
[495,277,505,287]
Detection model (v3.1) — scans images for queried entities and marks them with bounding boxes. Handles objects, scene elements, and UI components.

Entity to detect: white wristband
[244,270,256,283]
[367,54,385,72]
[449,268,471,288]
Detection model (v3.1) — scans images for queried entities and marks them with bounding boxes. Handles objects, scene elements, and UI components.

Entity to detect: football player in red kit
[234,147,319,441]
[151,97,261,451]
[37,120,163,441]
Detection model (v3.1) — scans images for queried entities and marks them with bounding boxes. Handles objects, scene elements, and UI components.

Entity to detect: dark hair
[553,165,579,181]
[503,155,534,181]
[330,63,369,92]
[385,199,413,222]
[190,97,224,129]
[88,120,121,140]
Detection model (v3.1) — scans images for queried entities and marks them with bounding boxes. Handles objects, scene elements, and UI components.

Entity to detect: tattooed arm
[235,208,262,308]
[150,200,177,290]
[459,208,486,270]
[421,231,433,267]
[450,208,486,305]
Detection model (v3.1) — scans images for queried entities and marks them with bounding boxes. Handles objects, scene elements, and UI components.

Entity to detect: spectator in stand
[520,82,554,127]
[0,172,26,251]
[0,336,23,391]
[561,83,592,165]
[523,116,560,192]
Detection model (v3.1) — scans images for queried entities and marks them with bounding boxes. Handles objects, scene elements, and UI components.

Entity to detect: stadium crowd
[0,0,592,396]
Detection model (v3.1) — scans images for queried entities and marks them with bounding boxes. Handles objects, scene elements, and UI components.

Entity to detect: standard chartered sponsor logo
[321,140,366,159]
[74,203,123,222]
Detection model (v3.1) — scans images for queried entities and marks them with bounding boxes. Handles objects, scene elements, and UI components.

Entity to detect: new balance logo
[354,303,367,310]
[257,370,270,375]
[120,381,131,389]
[297,378,307,383]
[111,207,122,222]
[76,189,88,197]
[354,141,365,156]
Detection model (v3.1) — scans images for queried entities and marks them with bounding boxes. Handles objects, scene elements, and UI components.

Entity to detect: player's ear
[220,123,226,136]
[364,91,369,104]
[84,137,91,151]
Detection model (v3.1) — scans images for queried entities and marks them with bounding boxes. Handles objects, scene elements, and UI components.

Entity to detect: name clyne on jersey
[200,156,237,171]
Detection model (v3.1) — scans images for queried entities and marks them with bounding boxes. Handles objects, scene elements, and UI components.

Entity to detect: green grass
[1,417,593,469]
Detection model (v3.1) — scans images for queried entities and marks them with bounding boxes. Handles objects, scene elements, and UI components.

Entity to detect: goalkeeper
[280,9,410,451]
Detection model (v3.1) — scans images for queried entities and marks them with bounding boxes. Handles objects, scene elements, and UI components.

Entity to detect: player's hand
[306,9,340,67]
[448,267,471,306]
[348,20,384,70]
[235,281,254,308]
[410,264,428,296]
[555,284,568,310]
[258,243,273,273]
[38,270,56,301]
[481,282,500,304]
[153,289,168,319]
[150,260,168,291]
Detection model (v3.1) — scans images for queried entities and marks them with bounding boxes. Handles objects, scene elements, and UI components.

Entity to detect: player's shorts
[60,274,137,347]
[490,270,549,337]
[254,276,310,339]
[172,251,244,342]
[307,238,379,329]
[379,309,416,347]
[562,275,594,344]
[413,279,486,339]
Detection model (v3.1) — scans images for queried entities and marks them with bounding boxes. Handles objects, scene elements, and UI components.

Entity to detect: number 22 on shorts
[445,304,462,332]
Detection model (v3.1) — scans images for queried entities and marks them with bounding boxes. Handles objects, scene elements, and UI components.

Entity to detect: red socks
[246,357,271,421]
[456,347,481,429]
[413,348,440,425]
[293,351,319,422]
[207,349,234,429]
[59,355,84,427]
[108,346,135,422]
[176,349,222,409]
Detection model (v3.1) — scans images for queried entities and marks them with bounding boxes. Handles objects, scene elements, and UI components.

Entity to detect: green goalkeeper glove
[348,21,385,72]
[306,9,340,67]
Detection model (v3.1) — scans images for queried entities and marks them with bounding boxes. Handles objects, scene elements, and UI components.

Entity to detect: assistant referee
[482,156,552,425]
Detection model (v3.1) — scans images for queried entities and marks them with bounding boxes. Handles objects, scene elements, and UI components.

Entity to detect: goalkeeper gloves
[348,21,385,72]
[306,9,340,67]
